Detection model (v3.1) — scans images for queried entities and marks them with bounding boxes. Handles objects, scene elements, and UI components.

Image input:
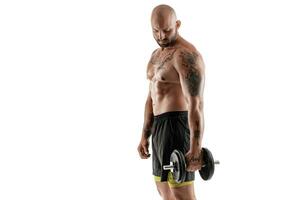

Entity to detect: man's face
[151,19,178,48]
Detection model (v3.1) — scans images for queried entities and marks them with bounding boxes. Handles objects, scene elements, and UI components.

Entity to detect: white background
[1,0,300,199]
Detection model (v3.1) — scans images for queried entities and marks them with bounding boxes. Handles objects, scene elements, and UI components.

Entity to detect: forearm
[141,98,154,139]
[188,104,204,151]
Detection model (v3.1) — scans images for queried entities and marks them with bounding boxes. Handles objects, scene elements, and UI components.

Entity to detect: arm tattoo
[143,129,151,138]
[193,120,201,146]
[180,51,201,96]
[193,130,201,146]
[143,126,152,138]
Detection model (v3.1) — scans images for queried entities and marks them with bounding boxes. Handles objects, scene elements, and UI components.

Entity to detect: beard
[156,32,177,48]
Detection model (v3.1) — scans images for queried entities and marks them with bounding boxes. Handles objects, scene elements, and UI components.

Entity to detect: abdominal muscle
[150,80,188,115]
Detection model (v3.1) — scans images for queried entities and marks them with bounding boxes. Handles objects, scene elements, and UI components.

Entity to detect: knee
[158,190,176,200]
[172,192,196,200]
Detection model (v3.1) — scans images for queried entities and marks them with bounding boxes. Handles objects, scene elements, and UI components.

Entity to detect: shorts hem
[153,172,194,188]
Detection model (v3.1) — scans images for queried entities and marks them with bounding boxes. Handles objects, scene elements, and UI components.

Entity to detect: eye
[153,29,159,33]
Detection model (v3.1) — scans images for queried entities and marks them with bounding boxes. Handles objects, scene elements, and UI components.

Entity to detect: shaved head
[151,4,180,48]
[151,4,177,24]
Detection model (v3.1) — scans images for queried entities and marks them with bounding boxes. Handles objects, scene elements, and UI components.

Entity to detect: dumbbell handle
[202,160,220,167]
[163,162,175,171]
[214,160,220,165]
[163,160,220,170]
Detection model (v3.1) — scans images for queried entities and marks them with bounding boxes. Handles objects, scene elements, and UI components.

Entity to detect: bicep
[175,50,205,104]
[179,73,203,110]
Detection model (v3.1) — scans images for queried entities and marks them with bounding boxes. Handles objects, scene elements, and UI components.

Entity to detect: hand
[137,138,151,159]
[185,149,203,172]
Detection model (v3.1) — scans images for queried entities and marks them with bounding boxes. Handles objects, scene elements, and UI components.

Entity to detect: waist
[154,111,188,120]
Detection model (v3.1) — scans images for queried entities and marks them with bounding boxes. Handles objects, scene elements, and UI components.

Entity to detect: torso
[147,47,188,115]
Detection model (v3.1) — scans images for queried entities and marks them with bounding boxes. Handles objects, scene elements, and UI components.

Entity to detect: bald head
[151,4,177,24]
[151,4,180,48]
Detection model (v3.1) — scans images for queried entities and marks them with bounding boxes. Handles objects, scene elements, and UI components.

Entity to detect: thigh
[170,183,196,200]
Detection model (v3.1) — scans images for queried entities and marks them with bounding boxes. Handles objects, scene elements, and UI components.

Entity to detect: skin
[137,4,205,200]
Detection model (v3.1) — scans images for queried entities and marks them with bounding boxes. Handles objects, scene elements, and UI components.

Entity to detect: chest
[147,49,179,82]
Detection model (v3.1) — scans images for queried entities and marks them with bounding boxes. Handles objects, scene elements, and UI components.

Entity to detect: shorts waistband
[154,111,188,120]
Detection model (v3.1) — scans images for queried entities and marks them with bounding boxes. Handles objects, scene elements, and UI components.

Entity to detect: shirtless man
[137,4,205,200]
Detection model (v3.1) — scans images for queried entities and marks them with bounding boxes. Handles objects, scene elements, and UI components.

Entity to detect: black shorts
[151,111,195,182]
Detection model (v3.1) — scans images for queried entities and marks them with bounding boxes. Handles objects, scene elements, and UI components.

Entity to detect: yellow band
[154,172,194,188]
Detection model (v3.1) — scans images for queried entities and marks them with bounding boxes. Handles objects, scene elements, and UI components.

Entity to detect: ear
[176,20,181,29]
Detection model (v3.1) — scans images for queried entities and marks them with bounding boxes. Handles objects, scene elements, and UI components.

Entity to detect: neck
[161,35,182,50]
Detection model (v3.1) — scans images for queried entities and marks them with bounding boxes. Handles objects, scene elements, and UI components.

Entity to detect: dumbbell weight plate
[170,150,186,183]
[199,147,215,180]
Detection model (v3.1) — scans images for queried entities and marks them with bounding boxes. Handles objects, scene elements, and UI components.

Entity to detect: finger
[143,148,150,159]
[142,145,149,155]
[138,146,147,159]
[186,166,193,172]
[138,149,144,159]
[143,151,151,159]
[187,168,196,172]
[140,148,149,159]
[186,163,199,172]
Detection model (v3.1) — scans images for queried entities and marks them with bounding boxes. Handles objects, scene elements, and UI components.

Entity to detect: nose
[158,31,166,40]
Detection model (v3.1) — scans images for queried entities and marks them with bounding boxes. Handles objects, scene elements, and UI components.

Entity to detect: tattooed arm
[174,49,205,155]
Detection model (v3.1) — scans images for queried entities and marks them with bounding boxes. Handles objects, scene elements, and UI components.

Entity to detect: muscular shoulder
[173,46,204,72]
[173,45,205,97]
[150,48,160,61]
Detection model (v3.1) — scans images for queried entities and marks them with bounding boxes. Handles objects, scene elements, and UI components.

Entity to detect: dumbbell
[163,148,220,183]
